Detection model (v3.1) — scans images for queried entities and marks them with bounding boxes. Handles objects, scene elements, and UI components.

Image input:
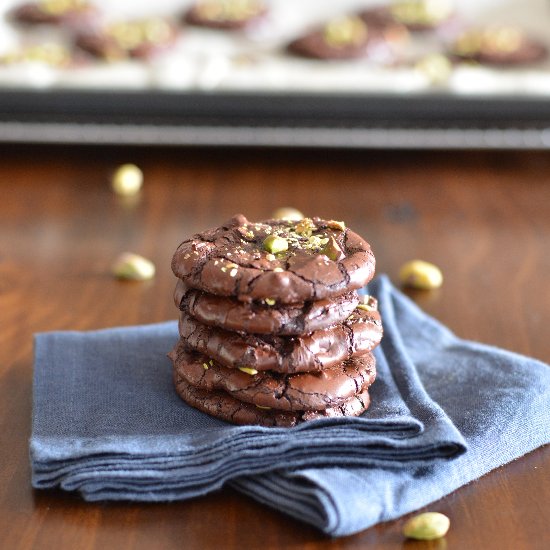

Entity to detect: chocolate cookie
[173,371,371,427]
[451,27,547,66]
[174,279,359,336]
[170,342,376,411]
[172,214,375,305]
[360,1,454,33]
[184,0,267,30]
[10,0,96,26]
[178,296,382,373]
[75,18,178,61]
[288,16,375,60]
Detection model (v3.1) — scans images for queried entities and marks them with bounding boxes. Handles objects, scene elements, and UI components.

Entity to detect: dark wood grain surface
[1,146,549,550]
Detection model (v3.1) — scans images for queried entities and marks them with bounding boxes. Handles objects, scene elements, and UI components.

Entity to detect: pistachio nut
[272,207,304,221]
[327,220,346,231]
[238,367,258,375]
[403,512,450,540]
[112,252,155,281]
[111,163,143,196]
[399,259,443,289]
[295,218,315,236]
[263,235,288,254]
[321,235,344,261]
[323,16,367,48]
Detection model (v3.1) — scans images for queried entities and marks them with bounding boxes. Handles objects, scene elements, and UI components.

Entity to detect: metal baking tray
[1,89,550,148]
[1,0,549,148]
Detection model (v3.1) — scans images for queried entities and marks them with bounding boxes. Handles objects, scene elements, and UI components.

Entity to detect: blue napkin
[30,275,549,535]
[233,277,550,535]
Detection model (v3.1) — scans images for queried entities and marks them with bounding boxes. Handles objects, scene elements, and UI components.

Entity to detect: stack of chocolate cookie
[169,214,383,427]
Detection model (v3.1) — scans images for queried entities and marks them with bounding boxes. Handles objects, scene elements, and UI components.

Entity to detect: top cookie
[172,214,376,305]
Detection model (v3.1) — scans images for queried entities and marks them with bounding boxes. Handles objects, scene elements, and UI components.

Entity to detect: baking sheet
[1,0,549,148]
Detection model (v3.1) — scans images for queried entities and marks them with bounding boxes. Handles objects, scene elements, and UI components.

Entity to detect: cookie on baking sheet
[75,18,178,61]
[360,0,454,33]
[170,342,376,411]
[173,372,371,428]
[174,279,359,336]
[183,0,267,30]
[178,296,383,373]
[172,214,375,305]
[288,15,378,61]
[450,27,548,66]
[10,0,97,26]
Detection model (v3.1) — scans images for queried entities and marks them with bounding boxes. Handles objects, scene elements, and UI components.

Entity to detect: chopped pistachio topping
[202,363,209,370]
[40,0,85,15]
[323,16,367,48]
[108,18,172,50]
[263,235,288,254]
[391,0,453,26]
[357,303,375,312]
[238,366,258,375]
[454,27,523,57]
[195,0,263,22]
[484,27,522,53]
[3,43,71,67]
[327,220,346,231]
[264,298,276,306]
[359,294,378,310]
[295,218,315,237]
[307,235,330,250]
[209,359,214,366]
[255,405,271,409]
[321,235,344,261]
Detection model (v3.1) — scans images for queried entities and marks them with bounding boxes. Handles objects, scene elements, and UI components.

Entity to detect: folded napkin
[30,275,549,535]
[233,276,550,535]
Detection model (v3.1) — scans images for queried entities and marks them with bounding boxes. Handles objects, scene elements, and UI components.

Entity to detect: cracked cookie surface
[174,278,359,335]
[178,296,382,373]
[173,371,371,427]
[169,341,376,411]
[171,214,375,305]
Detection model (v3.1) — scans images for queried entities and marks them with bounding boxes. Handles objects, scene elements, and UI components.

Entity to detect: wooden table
[1,146,549,549]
